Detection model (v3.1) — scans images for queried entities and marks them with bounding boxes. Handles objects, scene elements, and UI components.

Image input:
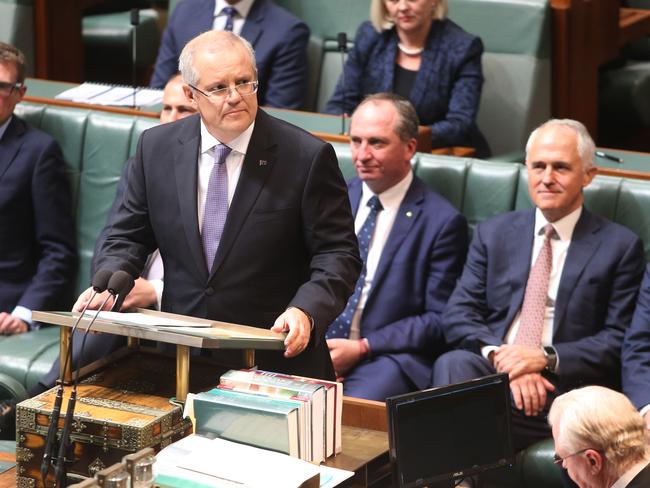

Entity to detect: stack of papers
[55,82,163,106]
[154,435,354,488]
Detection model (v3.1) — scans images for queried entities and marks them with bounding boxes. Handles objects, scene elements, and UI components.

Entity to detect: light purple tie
[202,144,231,272]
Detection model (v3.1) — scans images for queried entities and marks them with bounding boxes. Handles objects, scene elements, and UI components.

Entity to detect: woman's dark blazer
[326,19,490,157]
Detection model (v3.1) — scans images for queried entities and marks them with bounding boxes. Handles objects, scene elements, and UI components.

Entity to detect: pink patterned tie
[514,224,557,347]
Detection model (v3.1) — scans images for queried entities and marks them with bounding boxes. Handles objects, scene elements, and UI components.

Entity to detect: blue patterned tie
[222,6,236,31]
[326,196,383,339]
[202,144,231,272]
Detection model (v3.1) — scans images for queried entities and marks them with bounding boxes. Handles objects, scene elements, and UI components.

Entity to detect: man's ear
[585,449,603,474]
[183,85,197,105]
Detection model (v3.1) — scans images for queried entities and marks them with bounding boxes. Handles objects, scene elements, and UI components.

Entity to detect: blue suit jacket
[622,263,650,410]
[0,116,76,320]
[347,176,468,389]
[443,208,644,392]
[150,0,309,109]
[326,20,490,157]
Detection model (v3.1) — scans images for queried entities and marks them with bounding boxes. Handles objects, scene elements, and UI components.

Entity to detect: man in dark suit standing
[549,386,650,488]
[78,31,361,381]
[326,93,467,400]
[0,43,76,335]
[150,0,309,109]
[433,119,645,451]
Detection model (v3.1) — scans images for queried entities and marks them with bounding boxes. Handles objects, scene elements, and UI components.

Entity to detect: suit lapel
[506,210,535,323]
[240,0,265,46]
[348,179,362,215]
[381,32,398,92]
[370,177,423,296]
[199,0,217,32]
[554,209,600,334]
[173,115,207,280]
[0,117,25,181]
[209,110,275,279]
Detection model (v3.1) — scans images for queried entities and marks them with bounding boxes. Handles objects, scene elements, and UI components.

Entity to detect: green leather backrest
[616,179,650,260]
[275,0,370,40]
[450,0,552,156]
[414,154,470,211]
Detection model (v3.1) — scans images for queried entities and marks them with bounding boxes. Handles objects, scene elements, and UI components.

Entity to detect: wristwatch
[543,346,558,372]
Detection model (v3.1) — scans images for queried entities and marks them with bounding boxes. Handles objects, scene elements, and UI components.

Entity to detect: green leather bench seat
[600,61,650,128]
[0,0,35,77]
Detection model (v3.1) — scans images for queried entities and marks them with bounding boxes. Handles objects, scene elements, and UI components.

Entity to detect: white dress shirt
[481,206,583,371]
[212,0,254,34]
[348,171,413,339]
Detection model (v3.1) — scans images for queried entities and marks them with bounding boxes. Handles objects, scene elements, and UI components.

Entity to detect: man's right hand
[72,288,114,312]
[510,372,555,417]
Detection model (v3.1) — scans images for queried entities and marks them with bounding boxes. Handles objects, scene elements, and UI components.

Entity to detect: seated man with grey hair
[549,386,650,488]
[433,119,645,451]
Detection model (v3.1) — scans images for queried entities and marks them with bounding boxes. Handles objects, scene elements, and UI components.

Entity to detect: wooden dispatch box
[16,384,191,487]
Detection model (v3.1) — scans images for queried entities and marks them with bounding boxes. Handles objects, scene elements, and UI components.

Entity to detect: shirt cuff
[481,345,498,362]
[12,306,33,328]
[640,404,650,417]
[149,279,164,311]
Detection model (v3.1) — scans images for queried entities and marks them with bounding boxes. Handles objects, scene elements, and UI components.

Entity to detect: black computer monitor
[386,373,514,488]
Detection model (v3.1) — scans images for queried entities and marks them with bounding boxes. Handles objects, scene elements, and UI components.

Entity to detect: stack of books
[188,370,343,463]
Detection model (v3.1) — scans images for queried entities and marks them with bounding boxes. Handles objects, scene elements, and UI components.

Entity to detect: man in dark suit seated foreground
[78,30,361,381]
[432,119,645,451]
[326,93,468,400]
[151,0,310,109]
[549,386,650,488]
[0,43,76,336]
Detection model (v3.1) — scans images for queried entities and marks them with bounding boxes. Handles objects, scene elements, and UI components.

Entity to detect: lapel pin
[259,159,267,166]
[406,211,413,218]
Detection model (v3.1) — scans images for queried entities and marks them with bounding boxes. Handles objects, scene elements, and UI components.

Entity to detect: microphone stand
[40,270,112,486]
[53,293,115,488]
[337,32,348,136]
[131,9,140,109]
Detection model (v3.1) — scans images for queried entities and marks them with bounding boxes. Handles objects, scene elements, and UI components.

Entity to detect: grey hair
[0,42,25,84]
[548,386,649,473]
[178,30,257,86]
[370,0,448,32]
[526,119,595,171]
[356,92,419,142]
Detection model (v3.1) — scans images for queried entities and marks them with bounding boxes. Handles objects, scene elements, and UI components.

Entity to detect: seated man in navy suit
[326,93,468,401]
[0,43,76,335]
[150,0,309,109]
[433,119,645,451]
[622,264,650,429]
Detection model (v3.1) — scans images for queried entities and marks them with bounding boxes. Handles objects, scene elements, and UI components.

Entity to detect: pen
[595,151,623,164]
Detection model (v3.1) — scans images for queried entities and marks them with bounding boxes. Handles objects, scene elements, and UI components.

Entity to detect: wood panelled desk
[22,78,474,157]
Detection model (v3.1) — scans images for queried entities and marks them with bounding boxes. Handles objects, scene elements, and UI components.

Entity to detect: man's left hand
[493,344,547,379]
[326,338,365,378]
[0,313,28,335]
[271,307,311,358]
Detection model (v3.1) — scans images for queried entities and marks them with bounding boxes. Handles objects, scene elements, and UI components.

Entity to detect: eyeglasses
[189,81,258,100]
[553,448,592,465]
[0,81,22,97]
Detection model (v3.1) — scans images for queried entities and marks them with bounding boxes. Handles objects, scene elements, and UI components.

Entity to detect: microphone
[109,270,136,312]
[337,32,348,136]
[40,269,112,485]
[131,8,140,109]
[54,272,132,487]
